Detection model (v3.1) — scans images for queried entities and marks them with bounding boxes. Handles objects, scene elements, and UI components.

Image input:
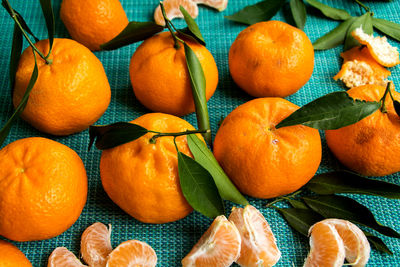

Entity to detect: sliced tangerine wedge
[303,222,345,267]
[228,205,280,267]
[81,222,112,267]
[47,247,87,267]
[182,215,241,267]
[193,0,228,11]
[154,0,199,26]
[352,27,400,67]
[106,240,157,267]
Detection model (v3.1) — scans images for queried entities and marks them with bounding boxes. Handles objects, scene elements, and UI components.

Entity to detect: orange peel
[154,0,198,26]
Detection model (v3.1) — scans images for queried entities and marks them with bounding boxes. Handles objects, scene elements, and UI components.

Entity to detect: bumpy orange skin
[0,137,87,241]
[326,84,400,176]
[13,39,111,136]
[213,98,322,199]
[129,32,218,116]
[229,21,314,97]
[100,113,199,223]
[60,0,128,51]
[0,240,32,267]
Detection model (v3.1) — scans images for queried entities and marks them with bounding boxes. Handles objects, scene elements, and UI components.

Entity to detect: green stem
[265,190,302,207]
[354,0,371,14]
[149,129,210,144]
[380,82,392,113]
[159,2,185,49]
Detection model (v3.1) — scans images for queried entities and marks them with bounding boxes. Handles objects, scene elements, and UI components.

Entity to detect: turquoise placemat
[0,0,400,266]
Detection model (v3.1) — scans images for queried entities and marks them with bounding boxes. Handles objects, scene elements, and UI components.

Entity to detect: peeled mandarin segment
[106,240,157,267]
[182,215,241,267]
[304,222,345,267]
[81,222,113,267]
[0,240,32,267]
[333,60,379,88]
[352,27,400,67]
[193,0,228,11]
[228,205,281,267]
[154,0,199,26]
[322,219,370,267]
[48,247,87,267]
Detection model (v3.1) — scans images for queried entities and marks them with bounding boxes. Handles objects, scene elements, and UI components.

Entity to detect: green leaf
[313,18,355,50]
[178,152,225,218]
[9,23,22,91]
[305,0,351,20]
[88,122,149,150]
[287,199,309,209]
[372,17,400,42]
[344,12,373,51]
[393,100,400,118]
[0,51,38,147]
[290,0,306,29]
[100,21,164,50]
[187,134,248,205]
[39,0,55,53]
[179,6,205,46]
[303,195,400,238]
[364,231,394,255]
[305,171,400,199]
[184,43,211,144]
[277,208,324,236]
[225,0,285,25]
[275,91,380,130]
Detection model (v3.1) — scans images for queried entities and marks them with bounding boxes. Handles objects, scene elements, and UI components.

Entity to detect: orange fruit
[213,98,322,199]
[229,21,314,97]
[48,247,87,267]
[0,240,32,267]
[154,0,198,26]
[325,84,400,176]
[60,0,129,51]
[81,222,112,267]
[0,137,87,241]
[13,38,111,136]
[228,205,281,266]
[106,240,157,267]
[182,215,241,267]
[129,32,218,116]
[304,221,345,267]
[100,113,201,223]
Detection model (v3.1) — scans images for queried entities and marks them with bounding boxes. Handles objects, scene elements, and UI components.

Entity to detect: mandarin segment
[0,240,32,267]
[154,0,199,26]
[81,222,113,267]
[193,0,228,11]
[182,215,241,267]
[106,240,157,267]
[48,247,87,267]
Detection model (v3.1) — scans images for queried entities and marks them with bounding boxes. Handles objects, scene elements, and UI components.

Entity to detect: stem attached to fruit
[149,129,210,144]
[159,2,185,49]
[380,82,393,113]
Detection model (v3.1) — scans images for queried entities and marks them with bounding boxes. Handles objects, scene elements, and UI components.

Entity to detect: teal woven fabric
[0,0,400,266]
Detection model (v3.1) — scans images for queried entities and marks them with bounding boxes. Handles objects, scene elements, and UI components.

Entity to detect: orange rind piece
[106,240,157,267]
[81,222,113,267]
[154,0,199,26]
[193,0,228,11]
[47,247,87,267]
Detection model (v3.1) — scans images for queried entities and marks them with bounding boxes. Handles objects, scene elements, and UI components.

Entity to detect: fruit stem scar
[148,129,210,144]
[380,82,393,113]
[159,1,185,49]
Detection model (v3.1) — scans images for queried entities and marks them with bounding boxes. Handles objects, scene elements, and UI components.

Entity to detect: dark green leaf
[225,0,285,25]
[0,51,38,147]
[39,0,55,52]
[9,23,22,91]
[287,199,309,209]
[184,43,211,144]
[178,152,224,218]
[372,18,400,42]
[88,122,148,150]
[187,134,248,205]
[179,6,205,46]
[364,231,393,255]
[303,195,400,238]
[100,21,164,50]
[393,100,400,118]
[305,0,351,20]
[313,18,355,50]
[305,171,400,199]
[275,91,380,130]
[344,12,373,51]
[277,208,324,236]
[290,0,306,29]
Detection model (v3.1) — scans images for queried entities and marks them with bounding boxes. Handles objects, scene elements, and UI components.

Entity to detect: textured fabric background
[0,0,399,266]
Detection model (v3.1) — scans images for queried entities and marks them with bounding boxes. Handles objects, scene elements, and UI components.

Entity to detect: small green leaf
[290,0,306,29]
[277,208,324,236]
[364,231,394,255]
[184,43,211,144]
[303,195,400,238]
[313,18,355,50]
[187,134,248,205]
[100,21,164,50]
[393,100,400,118]
[344,12,373,51]
[178,152,225,218]
[88,122,149,150]
[275,91,380,130]
[287,199,309,209]
[0,51,38,147]
[39,0,55,53]
[225,0,285,25]
[305,0,351,21]
[305,171,400,199]
[9,23,23,91]
[372,17,400,42]
[179,6,205,46]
